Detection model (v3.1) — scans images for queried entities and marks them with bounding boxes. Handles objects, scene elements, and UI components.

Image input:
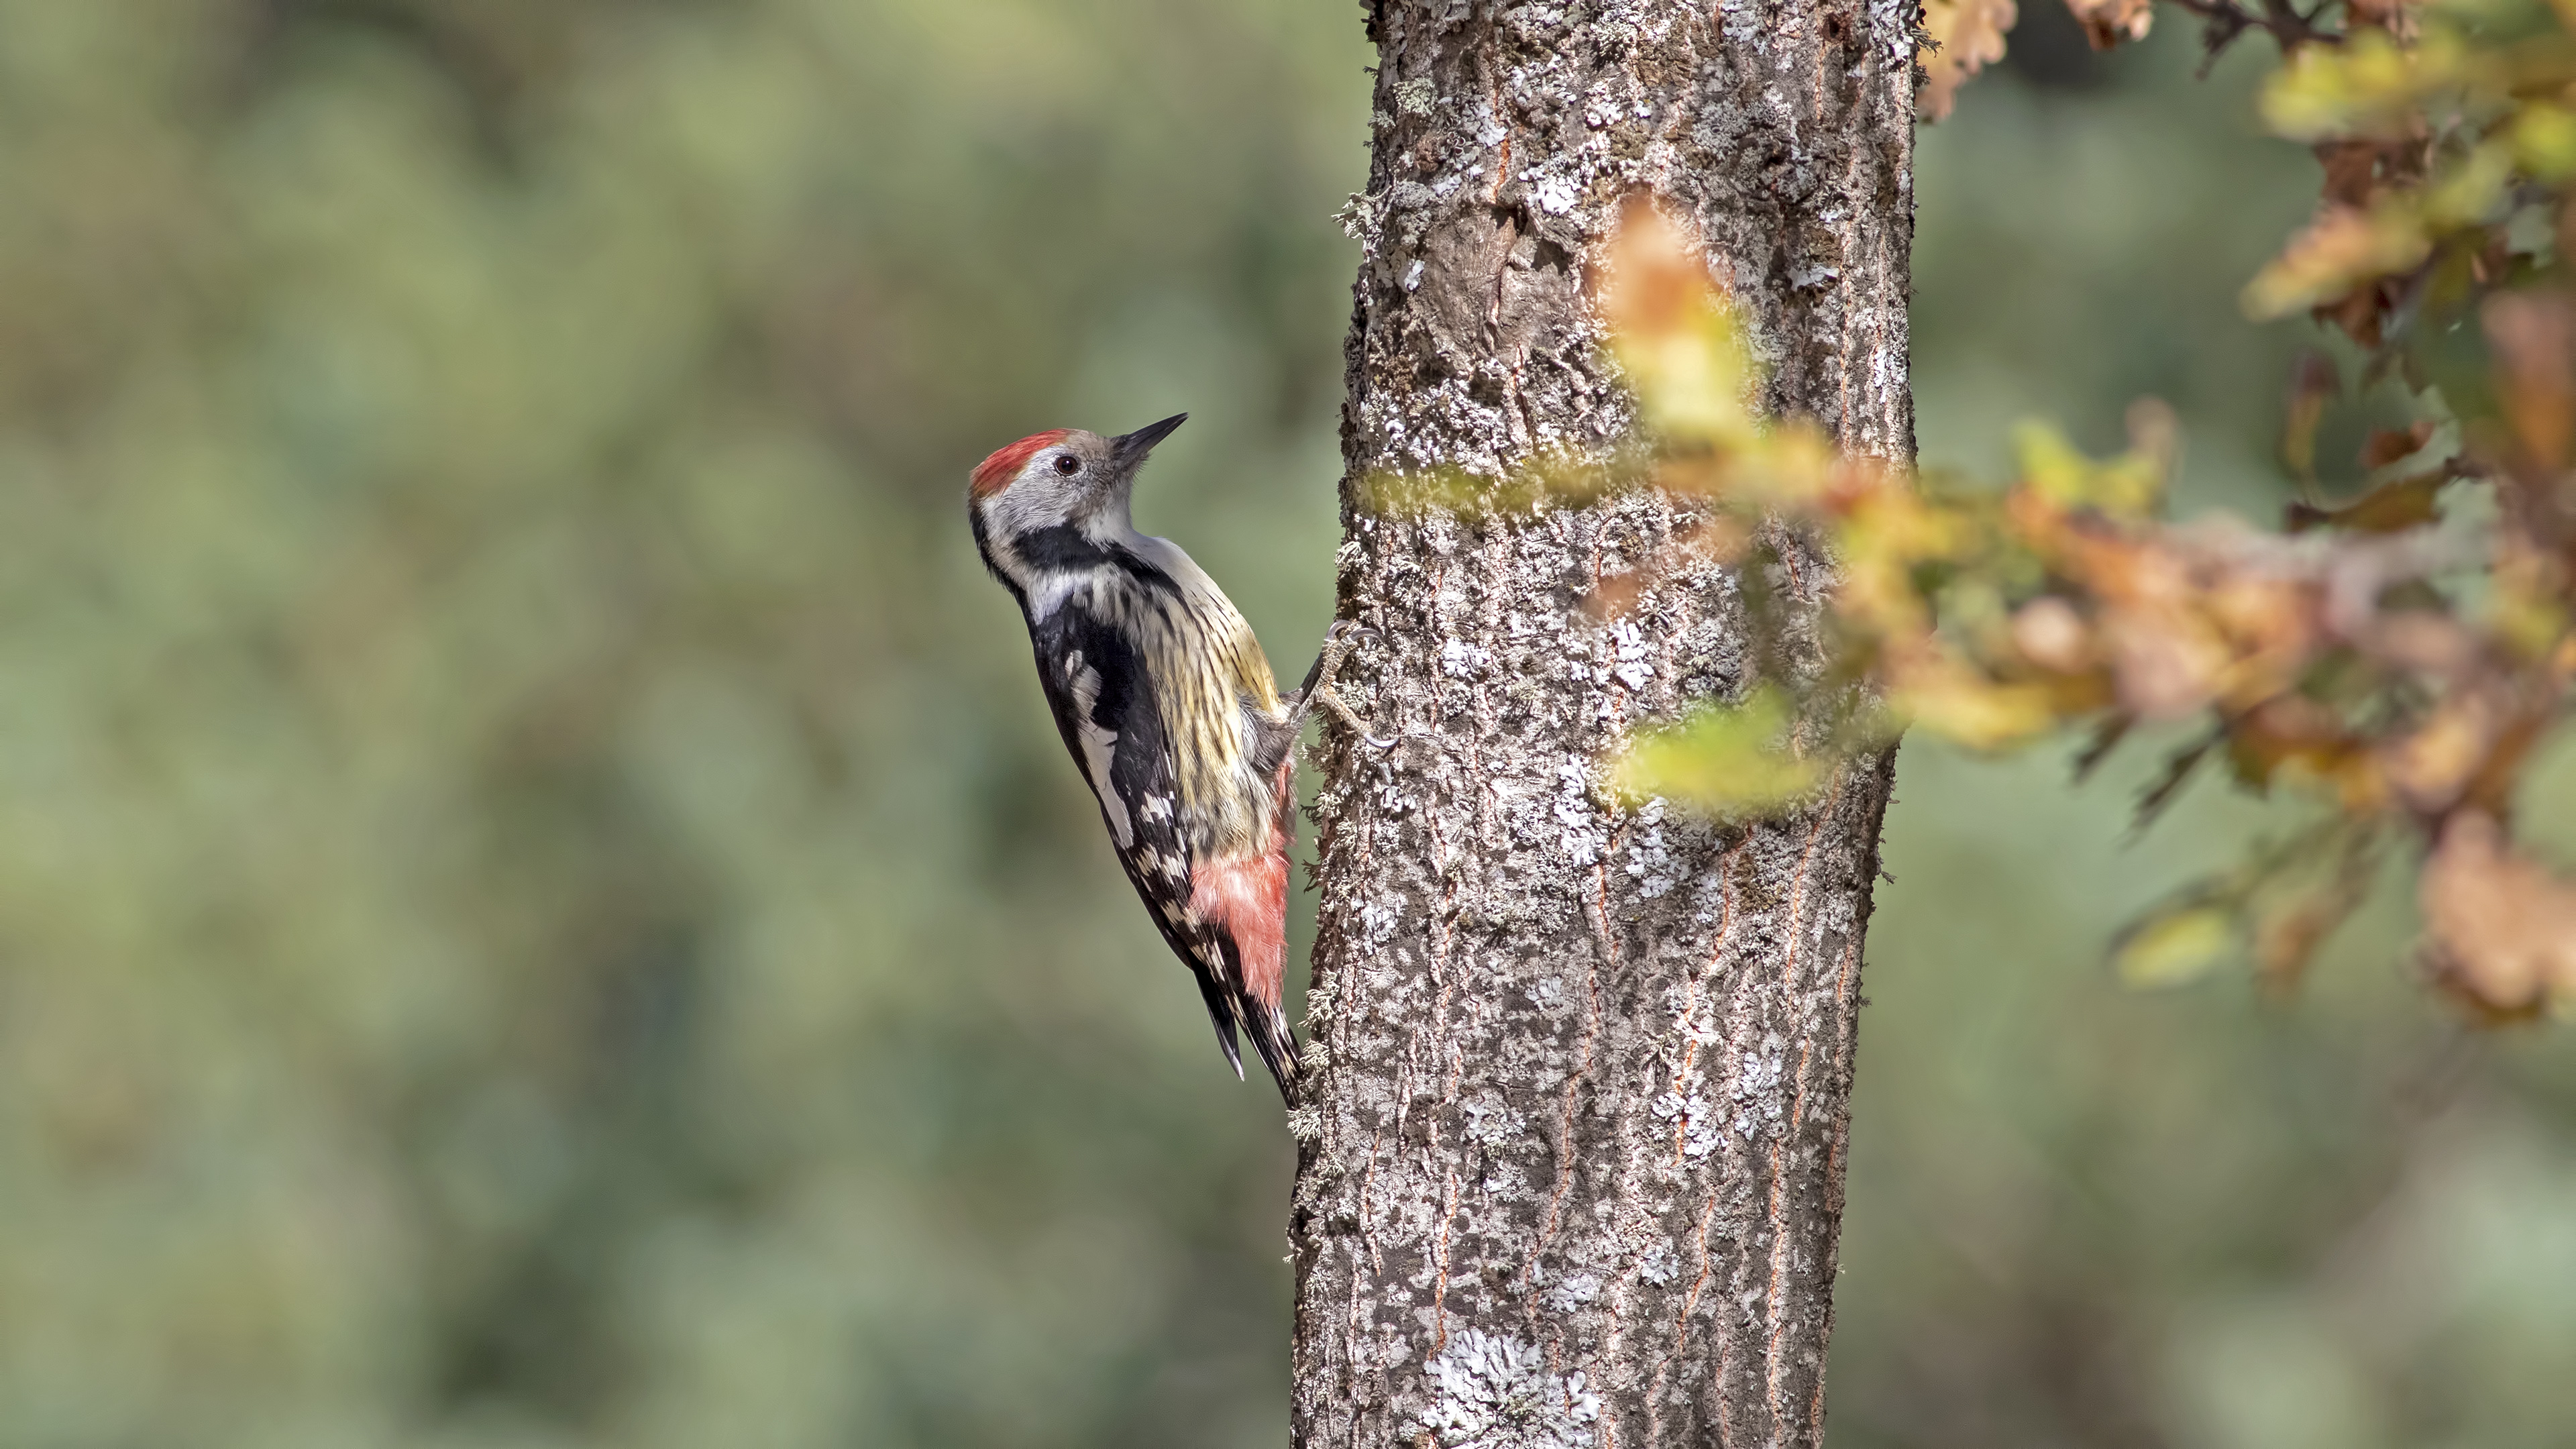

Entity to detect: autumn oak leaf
[1919,0,2017,122]
[2063,0,2151,50]
[2420,811,2576,1017]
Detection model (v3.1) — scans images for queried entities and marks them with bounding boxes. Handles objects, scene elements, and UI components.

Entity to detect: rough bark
[1291,3,1915,1446]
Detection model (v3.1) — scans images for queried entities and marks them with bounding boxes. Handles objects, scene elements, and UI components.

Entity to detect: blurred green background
[1,3,2569,1447]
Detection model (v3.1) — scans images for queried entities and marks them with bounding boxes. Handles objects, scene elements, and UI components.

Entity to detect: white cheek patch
[1065,653,1130,848]
[1024,570,1091,623]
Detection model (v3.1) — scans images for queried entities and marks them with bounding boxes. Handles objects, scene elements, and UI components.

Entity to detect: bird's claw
[1300,621,1395,749]
[1317,686,1397,750]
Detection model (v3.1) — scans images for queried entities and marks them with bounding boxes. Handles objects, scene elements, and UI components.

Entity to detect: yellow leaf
[2514,103,2576,182]
[2259,28,2466,143]
[1605,209,1762,450]
[2504,99,2576,180]
[1612,687,1826,819]
[2484,549,2572,662]
[2112,904,2239,989]
[1728,419,1842,508]
[2419,140,2513,228]
[1842,482,1974,565]
[2243,205,2432,319]
[2012,421,2163,517]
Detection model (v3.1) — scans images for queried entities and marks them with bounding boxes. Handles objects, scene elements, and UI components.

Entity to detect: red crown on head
[970,429,1071,499]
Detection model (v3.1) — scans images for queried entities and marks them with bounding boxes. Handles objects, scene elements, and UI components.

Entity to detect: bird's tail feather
[1191,969,1246,1081]
[1240,991,1299,1104]
[1188,966,1299,1100]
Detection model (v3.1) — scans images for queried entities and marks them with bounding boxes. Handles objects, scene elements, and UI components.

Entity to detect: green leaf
[2013,421,2162,518]
[1611,686,1826,820]
[2514,102,2576,182]
[2258,28,2469,143]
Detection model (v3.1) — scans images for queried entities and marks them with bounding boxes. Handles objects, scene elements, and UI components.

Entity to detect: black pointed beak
[1110,413,1187,470]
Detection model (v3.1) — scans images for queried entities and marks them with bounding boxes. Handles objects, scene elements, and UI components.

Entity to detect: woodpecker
[968,414,1378,1101]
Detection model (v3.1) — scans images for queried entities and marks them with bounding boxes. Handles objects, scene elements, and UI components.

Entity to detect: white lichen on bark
[1423,1329,1603,1447]
[1294,1,1913,1444]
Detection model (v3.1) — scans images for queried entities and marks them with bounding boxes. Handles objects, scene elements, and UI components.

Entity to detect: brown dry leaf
[2134,729,2222,828]
[2107,612,2231,718]
[2226,695,2357,793]
[2316,283,2390,349]
[1587,572,1646,621]
[2052,525,2168,607]
[2254,827,2378,994]
[2206,575,2318,666]
[2284,473,2448,533]
[2280,349,2341,482]
[2254,887,2360,994]
[2316,142,2385,211]
[2368,609,2477,676]
[2360,420,2438,471]
[2308,140,2430,260]
[2419,811,2576,1014]
[2010,597,2093,673]
[2482,290,2576,471]
[1603,201,1702,341]
[2379,695,2495,812]
[2471,231,2515,287]
[2065,0,2152,48]
[2460,706,2553,816]
[1582,523,1736,620]
[1920,0,2017,122]
[2245,206,2433,321]
[2063,535,2234,718]
[1680,513,1754,566]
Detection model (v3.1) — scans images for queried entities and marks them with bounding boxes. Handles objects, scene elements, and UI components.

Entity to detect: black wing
[1026,608,1270,1086]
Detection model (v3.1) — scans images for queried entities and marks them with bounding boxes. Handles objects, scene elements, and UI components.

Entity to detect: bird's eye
[1053,453,1082,476]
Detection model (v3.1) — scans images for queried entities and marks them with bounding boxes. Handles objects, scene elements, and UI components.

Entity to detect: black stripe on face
[1011,525,1183,598]
[1014,524,1116,574]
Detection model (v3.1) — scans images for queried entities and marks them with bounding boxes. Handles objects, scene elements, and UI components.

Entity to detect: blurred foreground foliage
[1595,0,2576,1023]
[1836,19,2576,1446]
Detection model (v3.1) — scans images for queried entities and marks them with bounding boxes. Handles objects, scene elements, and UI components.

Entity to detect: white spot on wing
[1065,653,1130,847]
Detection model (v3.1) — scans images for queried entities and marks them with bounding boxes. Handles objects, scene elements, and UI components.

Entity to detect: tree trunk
[1291,3,1913,1446]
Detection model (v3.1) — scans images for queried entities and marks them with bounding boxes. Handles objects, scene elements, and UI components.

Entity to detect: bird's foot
[1295,621,1394,749]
